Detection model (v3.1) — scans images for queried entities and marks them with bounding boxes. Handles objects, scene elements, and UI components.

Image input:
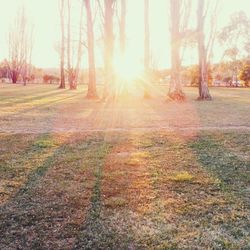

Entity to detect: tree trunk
[23,64,27,86]
[12,70,18,83]
[120,0,126,55]
[144,0,149,74]
[103,0,115,100]
[75,0,84,85]
[85,0,98,99]
[119,0,129,96]
[59,0,65,89]
[168,0,185,101]
[67,0,76,90]
[197,0,212,100]
[144,0,150,98]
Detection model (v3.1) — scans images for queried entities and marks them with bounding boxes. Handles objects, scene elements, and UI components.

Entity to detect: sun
[114,53,143,81]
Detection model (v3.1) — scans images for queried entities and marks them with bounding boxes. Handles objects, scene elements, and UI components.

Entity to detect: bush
[43,74,60,84]
[239,60,250,87]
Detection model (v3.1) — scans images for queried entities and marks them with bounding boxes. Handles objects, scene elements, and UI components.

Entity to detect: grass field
[0,84,249,249]
[0,83,249,133]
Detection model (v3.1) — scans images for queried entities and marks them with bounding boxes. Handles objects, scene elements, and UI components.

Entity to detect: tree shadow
[188,132,250,202]
[0,133,115,249]
[73,136,137,249]
[0,88,64,107]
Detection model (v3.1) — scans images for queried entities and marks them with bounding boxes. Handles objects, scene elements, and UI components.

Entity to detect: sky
[0,0,249,69]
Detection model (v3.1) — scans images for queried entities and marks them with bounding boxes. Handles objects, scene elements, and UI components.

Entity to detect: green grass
[0,131,248,249]
[0,84,249,249]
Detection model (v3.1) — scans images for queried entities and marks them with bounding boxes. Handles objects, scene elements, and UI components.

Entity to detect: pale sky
[0,0,249,69]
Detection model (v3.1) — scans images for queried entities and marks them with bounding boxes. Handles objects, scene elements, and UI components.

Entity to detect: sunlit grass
[0,84,249,248]
[0,84,249,134]
[168,171,194,182]
[0,131,249,248]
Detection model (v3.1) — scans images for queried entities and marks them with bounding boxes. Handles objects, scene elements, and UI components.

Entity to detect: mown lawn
[0,83,249,133]
[0,131,249,249]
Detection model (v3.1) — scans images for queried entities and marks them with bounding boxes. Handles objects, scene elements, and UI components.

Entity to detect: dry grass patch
[168,171,194,182]
[104,197,128,208]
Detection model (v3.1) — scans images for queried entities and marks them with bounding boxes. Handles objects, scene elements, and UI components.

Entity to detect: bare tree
[66,0,78,89]
[66,0,74,89]
[59,0,66,89]
[75,0,84,83]
[196,0,215,100]
[115,0,128,95]
[103,0,115,99]
[169,0,182,100]
[7,7,33,84]
[144,0,150,75]
[143,0,151,98]
[168,0,191,101]
[65,0,86,90]
[85,0,98,98]
[27,25,34,81]
[218,11,250,84]
[120,0,126,56]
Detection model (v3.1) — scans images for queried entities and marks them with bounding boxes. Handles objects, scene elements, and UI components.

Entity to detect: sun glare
[114,53,143,81]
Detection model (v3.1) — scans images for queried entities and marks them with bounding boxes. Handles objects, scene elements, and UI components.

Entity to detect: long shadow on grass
[188,133,249,201]
[0,133,59,204]
[0,133,53,204]
[141,132,249,249]
[74,141,136,250]
[0,88,64,107]
[5,93,83,119]
[0,134,115,249]
[0,133,65,249]
[0,86,60,102]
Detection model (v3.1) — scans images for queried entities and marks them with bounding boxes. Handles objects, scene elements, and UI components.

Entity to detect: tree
[75,0,84,84]
[65,0,85,90]
[218,11,250,83]
[66,0,75,89]
[239,60,250,87]
[185,64,212,87]
[168,0,186,101]
[26,25,34,83]
[143,0,150,98]
[219,11,250,57]
[85,0,98,98]
[168,0,193,101]
[6,7,33,84]
[120,0,126,56]
[103,0,115,100]
[117,0,129,95]
[196,0,213,100]
[223,47,240,84]
[0,61,9,79]
[59,0,66,89]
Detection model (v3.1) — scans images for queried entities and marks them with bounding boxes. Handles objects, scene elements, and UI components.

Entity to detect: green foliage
[184,65,212,86]
[239,60,250,86]
[218,11,250,57]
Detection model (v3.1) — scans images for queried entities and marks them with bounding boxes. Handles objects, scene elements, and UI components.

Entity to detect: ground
[0,83,249,249]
